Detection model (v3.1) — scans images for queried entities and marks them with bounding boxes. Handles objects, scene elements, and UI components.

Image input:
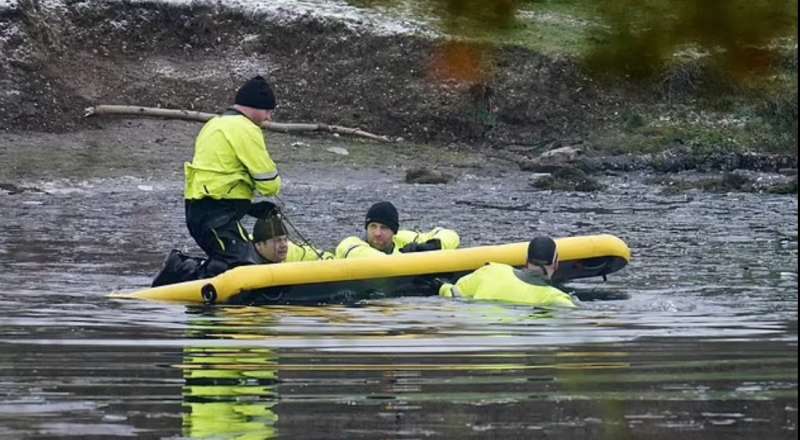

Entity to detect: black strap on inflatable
[201,283,218,304]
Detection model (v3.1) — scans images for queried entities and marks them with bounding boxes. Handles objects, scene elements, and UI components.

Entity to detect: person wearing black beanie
[151,74,286,285]
[235,75,276,111]
[335,201,462,258]
[251,211,289,264]
[365,201,399,234]
[437,235,575,308]
[527,236,558,271]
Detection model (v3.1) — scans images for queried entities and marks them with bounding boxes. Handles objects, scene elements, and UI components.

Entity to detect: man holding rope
[152,75,292,286]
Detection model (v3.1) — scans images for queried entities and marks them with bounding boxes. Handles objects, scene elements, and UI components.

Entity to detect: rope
[274,195,326,260]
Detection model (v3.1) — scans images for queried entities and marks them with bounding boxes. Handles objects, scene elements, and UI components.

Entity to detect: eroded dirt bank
[0,0,797,181]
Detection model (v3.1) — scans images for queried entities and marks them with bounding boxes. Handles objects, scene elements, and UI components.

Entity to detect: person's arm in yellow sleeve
[395,227,460,252]
[233,124,281,197]
[417,227,460,250]
[335,236,386,259]
[451,265,487,300]
[438,283,457,298]
[286,241,334,262]
[439,267,485,299]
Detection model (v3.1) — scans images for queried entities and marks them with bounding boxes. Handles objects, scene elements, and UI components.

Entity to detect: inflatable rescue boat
[109,234,630,305]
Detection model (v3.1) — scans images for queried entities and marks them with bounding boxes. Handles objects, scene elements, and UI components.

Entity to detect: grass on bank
[349,0,798,157]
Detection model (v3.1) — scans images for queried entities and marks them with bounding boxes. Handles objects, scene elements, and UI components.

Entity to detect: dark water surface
[1,164,797,439]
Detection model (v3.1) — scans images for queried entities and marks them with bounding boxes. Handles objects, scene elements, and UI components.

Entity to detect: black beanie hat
[253,212,287,242]
[527,236,557,266]
[235,75,276,110]
[365,201,399,234]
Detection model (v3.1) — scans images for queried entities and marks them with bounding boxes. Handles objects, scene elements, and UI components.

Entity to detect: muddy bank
[0,0,796,180]
[1,0,598,143]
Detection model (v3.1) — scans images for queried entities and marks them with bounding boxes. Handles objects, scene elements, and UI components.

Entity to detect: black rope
[275,195,326,260]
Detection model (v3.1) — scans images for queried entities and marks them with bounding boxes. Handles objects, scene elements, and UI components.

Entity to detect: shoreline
[0,118,795,196]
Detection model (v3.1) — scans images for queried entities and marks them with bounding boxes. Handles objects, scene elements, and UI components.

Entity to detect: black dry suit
[151,200,277,287]
[185,198,255,278]
[150,199,251,288]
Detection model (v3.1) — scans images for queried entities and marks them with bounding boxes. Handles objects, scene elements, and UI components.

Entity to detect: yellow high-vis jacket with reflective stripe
[439,263,576,308]
[335,227,460,259]
[185,113,281,200]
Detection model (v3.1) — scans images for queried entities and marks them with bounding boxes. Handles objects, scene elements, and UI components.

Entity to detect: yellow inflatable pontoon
[109,234,630,305]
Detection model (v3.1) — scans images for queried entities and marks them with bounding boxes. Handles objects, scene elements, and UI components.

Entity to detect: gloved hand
[399,239,442,253]
[247,201,279,219]
[412,276,446,294]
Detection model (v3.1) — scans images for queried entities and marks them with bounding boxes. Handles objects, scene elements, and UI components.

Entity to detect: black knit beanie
[364,201,399,233]
[235,75,276,110]
[253,212,287,242]
[527,236,557,266]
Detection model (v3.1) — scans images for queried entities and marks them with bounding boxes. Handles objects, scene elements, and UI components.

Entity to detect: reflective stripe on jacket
[335,227,460,259]
[439,263,576,308]
[185,114,281,200]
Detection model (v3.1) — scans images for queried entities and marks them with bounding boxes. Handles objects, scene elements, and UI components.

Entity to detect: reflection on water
[0,170,797,439]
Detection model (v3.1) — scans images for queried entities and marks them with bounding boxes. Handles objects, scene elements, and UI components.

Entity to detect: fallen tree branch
[454,200,532,211]
[84,104,394,143]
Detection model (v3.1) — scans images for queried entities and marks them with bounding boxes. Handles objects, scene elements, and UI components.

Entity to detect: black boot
[151,249,202,287]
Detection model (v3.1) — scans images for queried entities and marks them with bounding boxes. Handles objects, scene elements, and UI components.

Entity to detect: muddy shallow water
[0,140,797,438]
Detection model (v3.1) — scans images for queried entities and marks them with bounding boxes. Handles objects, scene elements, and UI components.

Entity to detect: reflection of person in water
[181,308,280,439]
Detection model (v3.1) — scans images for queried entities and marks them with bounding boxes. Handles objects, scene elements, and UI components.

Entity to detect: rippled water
[0,163,797,439]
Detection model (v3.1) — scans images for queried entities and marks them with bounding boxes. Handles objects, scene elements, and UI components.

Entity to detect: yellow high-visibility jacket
[335,228,460,259]
[286,241,334,262]
[439,263,576,308]
[185,113,281,200]
[251,241,333,264]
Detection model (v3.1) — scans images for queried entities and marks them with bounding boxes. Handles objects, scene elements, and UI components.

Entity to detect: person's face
[366,222,395,252]
[527,252,559,279]
[256,235,289,263]
[548,253,559,278]
[254,108,273,124]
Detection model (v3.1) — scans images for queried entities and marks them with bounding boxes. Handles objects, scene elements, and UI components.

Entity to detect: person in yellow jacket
[183,75,282,278]
[248,210,334,264]
[335,201,460,258]
[438,236,576,308]
[152,209,331,286]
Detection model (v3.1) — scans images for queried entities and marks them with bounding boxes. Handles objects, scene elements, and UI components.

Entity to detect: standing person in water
[438,236,576,308]
[172,75,282,280]
[335,201,460,258]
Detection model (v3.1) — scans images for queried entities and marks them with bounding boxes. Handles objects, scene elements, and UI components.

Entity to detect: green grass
[590,100,798,156]
[346,2,799,156]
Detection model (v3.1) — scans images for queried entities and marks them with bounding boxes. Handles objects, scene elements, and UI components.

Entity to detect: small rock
[538,145,582,162]
[719,172,750,191]
[519,159,565,173]
[766,176,798,194]
[325,146,349,156]
[405,167,454,184]
[530,167,604,192]
[0,182,44,194]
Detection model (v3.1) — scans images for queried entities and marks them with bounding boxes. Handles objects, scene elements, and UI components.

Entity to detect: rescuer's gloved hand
[412,276,447,294]
[400,239,442,253]
[247,201,279,219]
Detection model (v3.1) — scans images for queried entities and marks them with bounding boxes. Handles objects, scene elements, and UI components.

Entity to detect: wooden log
[84,104,394,143]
